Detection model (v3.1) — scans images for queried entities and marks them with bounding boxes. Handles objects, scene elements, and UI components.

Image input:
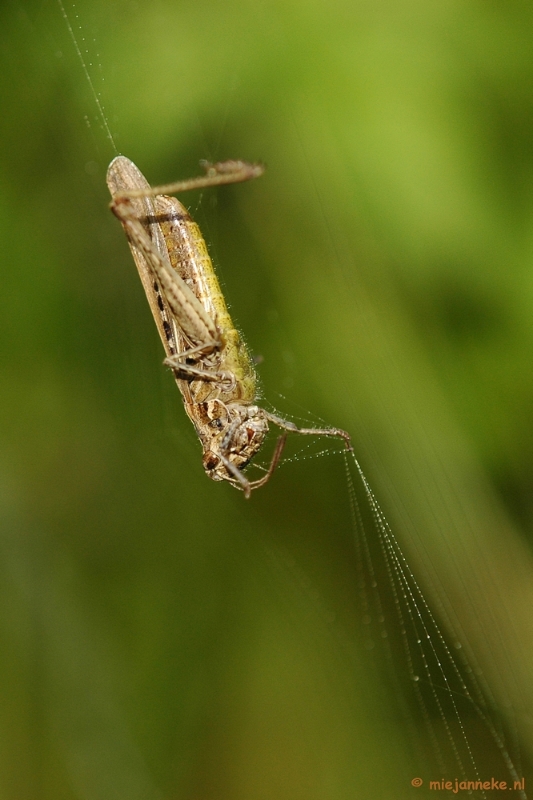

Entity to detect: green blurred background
[2,0,533,797]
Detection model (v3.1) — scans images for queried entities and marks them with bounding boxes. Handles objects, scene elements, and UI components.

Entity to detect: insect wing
[106,156,180,360]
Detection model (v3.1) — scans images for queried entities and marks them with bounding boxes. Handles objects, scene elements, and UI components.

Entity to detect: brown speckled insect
[107,156,352,497]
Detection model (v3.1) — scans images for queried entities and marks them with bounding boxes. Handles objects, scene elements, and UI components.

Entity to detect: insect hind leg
[164,352,237,391]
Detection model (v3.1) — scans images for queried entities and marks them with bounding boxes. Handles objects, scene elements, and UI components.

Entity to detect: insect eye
[211,418,223,429]
[203,452,220,471]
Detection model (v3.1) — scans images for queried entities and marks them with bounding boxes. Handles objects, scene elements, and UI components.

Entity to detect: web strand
[57,0,117,151]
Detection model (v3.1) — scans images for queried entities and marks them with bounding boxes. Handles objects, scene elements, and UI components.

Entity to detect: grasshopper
[107,156,352,497]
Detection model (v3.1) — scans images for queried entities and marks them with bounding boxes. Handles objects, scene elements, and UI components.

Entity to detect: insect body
[107,156,352,497]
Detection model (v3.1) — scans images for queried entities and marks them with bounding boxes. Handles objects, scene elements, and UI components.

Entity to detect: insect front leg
[240,434,288,496]
[217,431,287,499]
[265,411,353,452]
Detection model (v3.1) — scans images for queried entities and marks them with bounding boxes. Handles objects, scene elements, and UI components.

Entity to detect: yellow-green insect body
[107,156,351,496]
